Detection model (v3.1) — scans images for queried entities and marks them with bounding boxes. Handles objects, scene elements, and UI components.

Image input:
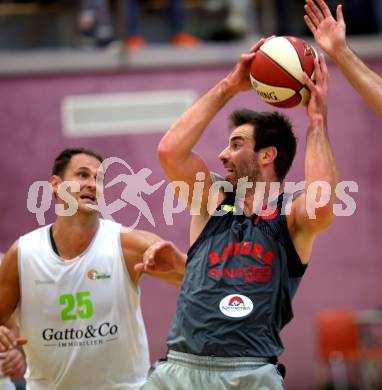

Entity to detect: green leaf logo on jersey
[87,268,111,280]
[222,205,237,213]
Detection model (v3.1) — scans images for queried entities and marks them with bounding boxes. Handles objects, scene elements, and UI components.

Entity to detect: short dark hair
[52,148,103,177]
[229,109,297,181]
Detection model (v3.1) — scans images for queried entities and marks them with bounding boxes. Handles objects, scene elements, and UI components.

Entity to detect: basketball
[250,36,318,108]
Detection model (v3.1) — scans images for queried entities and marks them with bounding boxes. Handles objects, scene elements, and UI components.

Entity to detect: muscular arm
[121,228,186,288]
[287,55,337,263]
[157,81,234,217]
[0,242,26,352]
[330,47,382,117]
[157,41,265,237]
[0,242,20,325]
[304,0,382,116]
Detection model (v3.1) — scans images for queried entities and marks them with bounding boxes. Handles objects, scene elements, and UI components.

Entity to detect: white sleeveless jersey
[17,219,150,390]
[0,377,15,390]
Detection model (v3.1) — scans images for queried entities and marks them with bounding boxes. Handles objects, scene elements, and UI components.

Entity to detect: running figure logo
[95,157,165,228]
[106,168,163,226]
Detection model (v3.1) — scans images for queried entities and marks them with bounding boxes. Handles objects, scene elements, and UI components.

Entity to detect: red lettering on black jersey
[234,268,244,277]
[234,243,242,256]
[263,251,273,264]
[254,266,271,282]
[223,269,234,278]
[242,242,251,255]
[252,244,263,258]
[208,242,274,271]
[209,265,272,283]
[209,252,221,266]
[209,268,221,278]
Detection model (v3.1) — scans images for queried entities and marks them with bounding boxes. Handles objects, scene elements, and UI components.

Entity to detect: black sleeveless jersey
[167,192,307,357]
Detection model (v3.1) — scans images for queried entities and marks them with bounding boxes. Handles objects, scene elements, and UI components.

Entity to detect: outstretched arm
[0,245,27,352]
[157,39,267,221]
[134,240,187,287]
[121,228,186,287]
[0,243,20,328]
[304,0,382,116]
[287,54,337,263]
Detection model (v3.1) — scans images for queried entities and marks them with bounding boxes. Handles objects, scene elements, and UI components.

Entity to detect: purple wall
[1,61,382,389]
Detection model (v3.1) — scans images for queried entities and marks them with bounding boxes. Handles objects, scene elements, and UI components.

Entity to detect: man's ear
[50,175,61,199]
[261,146,278,165]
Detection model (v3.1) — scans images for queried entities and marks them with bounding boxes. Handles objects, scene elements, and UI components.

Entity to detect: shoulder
[19,225,50,245]
[1,240,19,275]
[3,240,19,261]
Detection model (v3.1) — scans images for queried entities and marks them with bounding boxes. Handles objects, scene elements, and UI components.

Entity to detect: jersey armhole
[116,226,140,295]
[283,224,308,278]
[279,193,308,278]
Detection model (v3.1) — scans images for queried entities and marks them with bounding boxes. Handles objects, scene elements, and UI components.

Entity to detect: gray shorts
[141,350,285,390]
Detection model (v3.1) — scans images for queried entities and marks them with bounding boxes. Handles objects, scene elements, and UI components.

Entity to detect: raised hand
[304,0,347,57]
[303,54,329,124]
[225,37,274,93]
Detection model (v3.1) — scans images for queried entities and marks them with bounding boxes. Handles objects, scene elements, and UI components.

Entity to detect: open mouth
[80,194,96,202]
[224,165,235,175]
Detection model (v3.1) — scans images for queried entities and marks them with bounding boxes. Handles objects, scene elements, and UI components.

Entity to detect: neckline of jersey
[46,221,102,264]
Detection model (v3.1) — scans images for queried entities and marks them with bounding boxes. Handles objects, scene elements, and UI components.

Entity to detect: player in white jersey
[0,254,26,390]
[0,148,186,390]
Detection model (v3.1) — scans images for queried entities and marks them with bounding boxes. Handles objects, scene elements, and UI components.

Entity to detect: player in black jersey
[142,39,337,389]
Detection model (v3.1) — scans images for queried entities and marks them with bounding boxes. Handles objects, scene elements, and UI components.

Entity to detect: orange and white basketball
[250,36,318,108]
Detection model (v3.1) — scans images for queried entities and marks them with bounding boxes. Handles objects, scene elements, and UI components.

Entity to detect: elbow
[157,135,181,163]
[310,203,335,232]
[306,177,337,229]
[157,138,185,168]
[157,139,172,166]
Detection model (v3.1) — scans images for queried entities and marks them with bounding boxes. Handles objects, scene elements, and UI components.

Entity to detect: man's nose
[85,175,97,188]
[218,146,229,162]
